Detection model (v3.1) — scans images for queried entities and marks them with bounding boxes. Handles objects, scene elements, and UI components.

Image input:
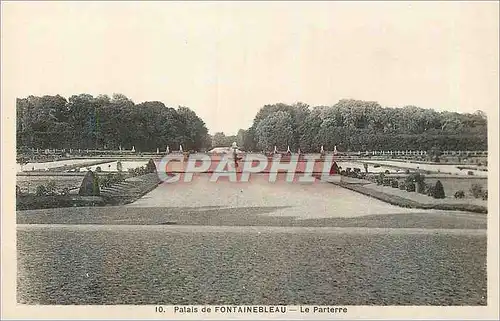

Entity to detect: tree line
[16,94,210,152]
[16,95,487,153]
[231,100,487,152]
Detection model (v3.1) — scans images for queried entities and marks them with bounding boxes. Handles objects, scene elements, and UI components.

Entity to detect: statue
[232,143,239,168]
[179,144,183,153]
[166,146,170,154]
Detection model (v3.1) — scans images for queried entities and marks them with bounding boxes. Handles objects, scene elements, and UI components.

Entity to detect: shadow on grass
[17,205,486,230]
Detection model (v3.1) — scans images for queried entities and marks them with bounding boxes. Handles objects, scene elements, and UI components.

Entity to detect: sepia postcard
[1,1,499,320]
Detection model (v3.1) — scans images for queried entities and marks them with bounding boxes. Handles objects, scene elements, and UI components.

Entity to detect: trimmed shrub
[384,170,390,174]
[329,162,340,175]
[470,184,483,198]
[406,182,416,192]
[95,166,102,172]
[405,173,426,194]
[36,185,47,196]
[391,179,399,188]
[79,170,100,196]
[433,180,445,199]
[146,159,157,173]
[383,178,391,186]
[61,187,71,196]
[427,185,435,197]
[399,182,406,190]
[482,190,488,200]
[46,181,57,196]
[454,190,465,199]
[376,173,385,185]
[117,161,123,172]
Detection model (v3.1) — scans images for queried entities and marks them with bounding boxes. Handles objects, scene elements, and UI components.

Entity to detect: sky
[2,1,499,135]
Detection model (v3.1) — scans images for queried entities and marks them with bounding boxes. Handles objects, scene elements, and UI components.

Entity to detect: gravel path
[128,174,456,219]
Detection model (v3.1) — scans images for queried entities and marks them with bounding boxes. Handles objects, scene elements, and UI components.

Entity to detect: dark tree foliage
[16,94,210,152]
[17,96,487,153]
[244,99,487,152]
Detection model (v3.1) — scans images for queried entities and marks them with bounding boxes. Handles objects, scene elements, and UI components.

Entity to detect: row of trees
[236,100,487,152]
[16,95,487,152]
[16,94,210,151]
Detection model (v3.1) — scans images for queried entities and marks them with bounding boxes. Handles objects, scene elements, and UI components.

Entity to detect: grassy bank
[329,181,487,214]
[16,195,105,210]
[17,172,161,210]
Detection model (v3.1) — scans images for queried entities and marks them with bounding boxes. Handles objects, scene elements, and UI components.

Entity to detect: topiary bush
[454,190,465,199]
[406,182,416,192]
[79,170,100,196]
[36,185,47,196]
[146,159,157,173]
[61,187,71,196]
[383,178,391,186]
[427,185,435,197]
[376,173,385,185]
[330,162,340,175]
[391,179,399,188]
[405,173,426,193]
[433,180,445,199]
[399,182,406,190]
[470,184,483,198]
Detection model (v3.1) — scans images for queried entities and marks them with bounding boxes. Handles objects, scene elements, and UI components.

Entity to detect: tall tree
[255,111,295,151]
